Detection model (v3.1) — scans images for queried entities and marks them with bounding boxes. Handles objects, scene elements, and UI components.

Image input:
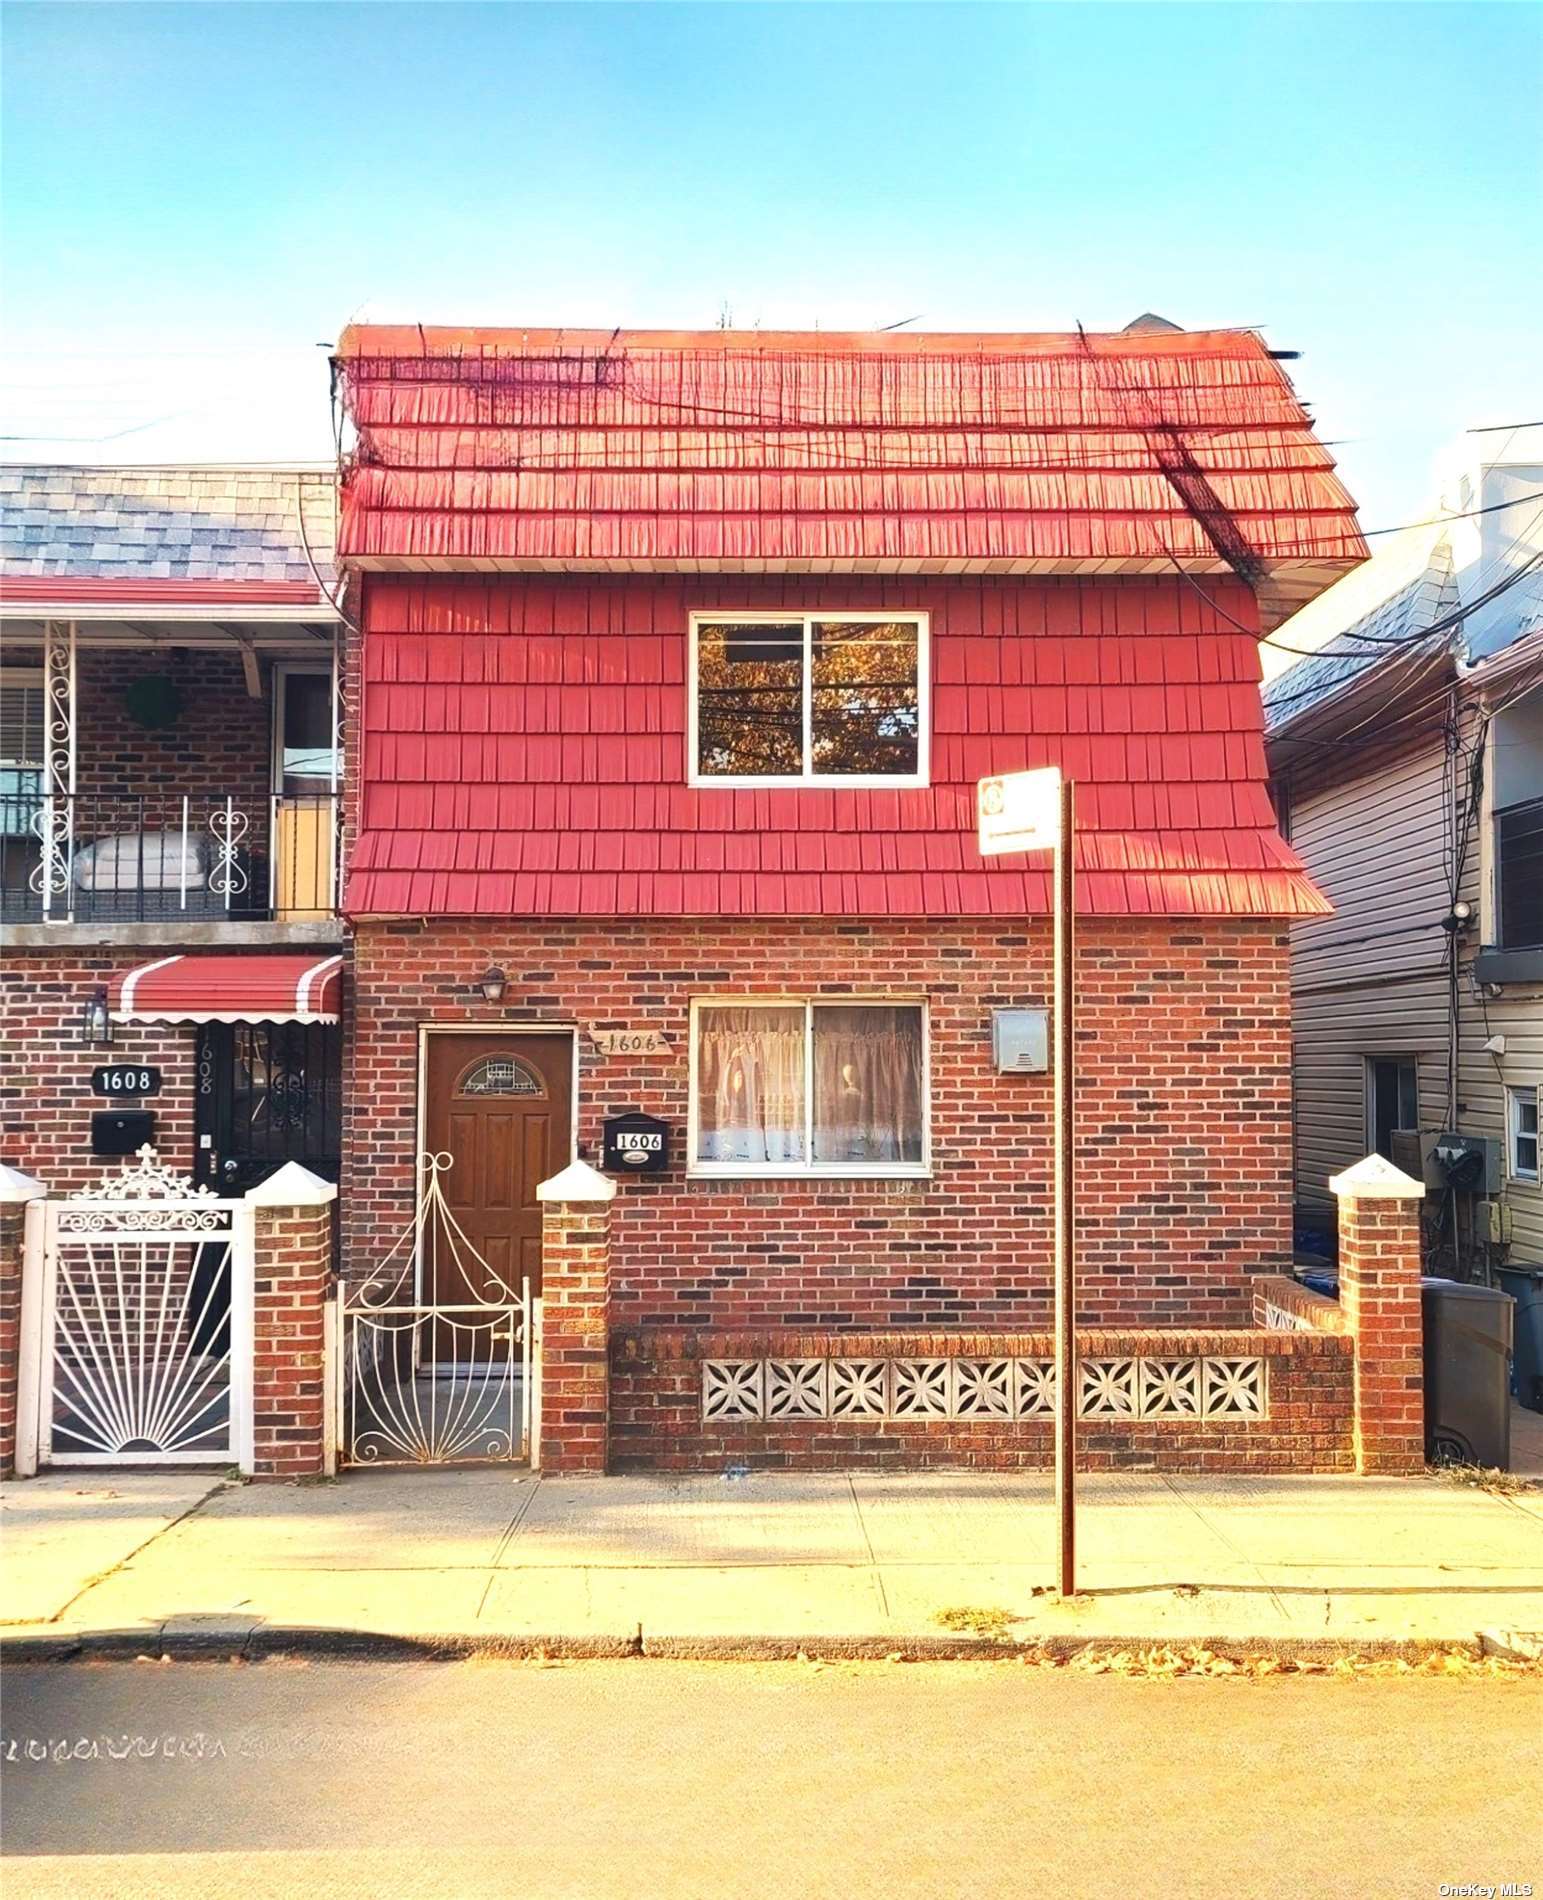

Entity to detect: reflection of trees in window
[811,621,919,776]
[696,623,803,778]
[695,617,921,780]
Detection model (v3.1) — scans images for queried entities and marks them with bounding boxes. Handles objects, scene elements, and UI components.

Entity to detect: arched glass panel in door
[455,1054,546,1098]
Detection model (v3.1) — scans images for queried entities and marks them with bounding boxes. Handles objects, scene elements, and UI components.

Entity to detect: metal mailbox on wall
[991,1008,1049,1073]
[602,1112,670,1174]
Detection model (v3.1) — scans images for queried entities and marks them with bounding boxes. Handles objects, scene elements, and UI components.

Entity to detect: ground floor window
[1365,1055,1418,1161]
[1508,1084,1539,1183]
[690,999,927,1175]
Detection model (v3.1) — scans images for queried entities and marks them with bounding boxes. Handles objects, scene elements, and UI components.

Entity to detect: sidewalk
[4,1458,1541,1660]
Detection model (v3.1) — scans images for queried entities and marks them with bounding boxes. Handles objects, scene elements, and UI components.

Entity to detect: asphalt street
[3,1659,1540,1898]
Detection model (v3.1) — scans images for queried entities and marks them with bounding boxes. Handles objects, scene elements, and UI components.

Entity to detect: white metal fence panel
[20,1149,253,1470]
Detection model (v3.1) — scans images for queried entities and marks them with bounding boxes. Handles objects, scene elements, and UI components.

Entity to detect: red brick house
[332,321,1371,1471]
[1,466,345,1198]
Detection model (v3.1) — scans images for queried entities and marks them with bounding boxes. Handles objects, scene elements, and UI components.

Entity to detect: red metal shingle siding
[334,326,1365,580]
[345,574,1330,919]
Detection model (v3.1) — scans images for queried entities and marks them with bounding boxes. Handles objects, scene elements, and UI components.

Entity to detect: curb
[0,1626,1510,1666]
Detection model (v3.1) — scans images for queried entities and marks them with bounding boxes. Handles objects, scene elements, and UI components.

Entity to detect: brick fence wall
[0,1199,28,1477]
[347,915,1293,1331]
[608,1325,1355,1473]
[249,1188,335,1481]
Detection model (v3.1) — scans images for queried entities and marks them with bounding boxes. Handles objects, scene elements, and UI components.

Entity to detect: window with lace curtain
[690,999,928,1176]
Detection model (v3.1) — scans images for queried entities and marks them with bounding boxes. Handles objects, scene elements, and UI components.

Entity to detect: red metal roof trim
[109,954,343,1023]
[1,577,331,608]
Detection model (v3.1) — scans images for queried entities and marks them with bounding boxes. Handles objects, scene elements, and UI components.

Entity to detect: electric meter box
[991,1009,1049,1074]
[1421,1131,1501,1195]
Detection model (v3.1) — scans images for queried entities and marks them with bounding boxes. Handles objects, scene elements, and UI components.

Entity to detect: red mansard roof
[344,574,1333,921]
[335,325,1366,633]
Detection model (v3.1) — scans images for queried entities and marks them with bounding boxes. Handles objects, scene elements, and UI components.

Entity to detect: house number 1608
[91,1066,163,1097]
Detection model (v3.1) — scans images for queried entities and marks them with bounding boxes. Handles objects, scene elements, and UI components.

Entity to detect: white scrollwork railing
[206,797,250,902]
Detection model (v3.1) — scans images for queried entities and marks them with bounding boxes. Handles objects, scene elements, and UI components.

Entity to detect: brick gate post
[535,1159,615,1474]
[0,1166,46,1480]
[246,1162,338,1481]
[1331,1153,1427,1475]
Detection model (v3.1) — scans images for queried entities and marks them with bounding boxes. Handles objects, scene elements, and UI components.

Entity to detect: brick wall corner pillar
[246,1163,337,1482]
[1332,1154,1426,1475]
[536,1159,615,1475]
[0,1167,47,1480]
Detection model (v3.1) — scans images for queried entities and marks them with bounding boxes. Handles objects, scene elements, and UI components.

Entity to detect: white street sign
[977,766,1062,856]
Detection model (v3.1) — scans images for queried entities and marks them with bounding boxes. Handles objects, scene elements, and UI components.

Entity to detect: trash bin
[1421,1278,1515,1468]
[1496,1266,1543,1413]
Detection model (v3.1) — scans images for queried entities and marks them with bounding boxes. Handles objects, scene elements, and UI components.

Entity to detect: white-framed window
[1508,1084,1540,1183]
[688,997,929,1177]
[688,611,929,786]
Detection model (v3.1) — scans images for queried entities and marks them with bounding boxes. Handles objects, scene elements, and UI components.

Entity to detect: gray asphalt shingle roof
[0,465,336,587]
[1261,540,1457,732]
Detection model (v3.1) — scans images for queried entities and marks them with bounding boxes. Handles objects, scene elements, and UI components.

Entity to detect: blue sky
[3,1,1539,525]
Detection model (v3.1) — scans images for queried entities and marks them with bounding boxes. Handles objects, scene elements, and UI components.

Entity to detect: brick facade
[345,914,1293,1332]
[1,950,200,1193]
[69,647,273,816]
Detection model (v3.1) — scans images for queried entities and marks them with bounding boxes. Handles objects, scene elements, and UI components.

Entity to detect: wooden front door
[423,1033,572,1304]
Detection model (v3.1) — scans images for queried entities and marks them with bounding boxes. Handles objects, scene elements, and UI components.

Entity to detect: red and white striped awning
[109,954,343,1025]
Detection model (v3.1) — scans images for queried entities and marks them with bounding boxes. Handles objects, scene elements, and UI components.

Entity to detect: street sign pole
[977,765,1077,1597]
[1052,776,1076,1598]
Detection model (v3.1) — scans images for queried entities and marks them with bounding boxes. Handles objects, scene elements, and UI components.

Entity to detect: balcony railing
[0,785,340,926]
[1497,795,1543,951]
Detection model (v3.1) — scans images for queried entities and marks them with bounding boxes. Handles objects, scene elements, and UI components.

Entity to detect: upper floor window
[1508,1085,1539,1184]
[689,613,927,786]
[1488,686,1542,951]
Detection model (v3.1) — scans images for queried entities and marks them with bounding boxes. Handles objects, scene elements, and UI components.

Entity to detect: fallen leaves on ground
[1004,1643,1540,1680]
[933,1605,1016,1639]
[1429,1461,1540,1498]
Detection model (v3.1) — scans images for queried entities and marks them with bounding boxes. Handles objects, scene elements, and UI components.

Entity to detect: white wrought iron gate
[17,1150,253,1472]
[336,1155,533,1467]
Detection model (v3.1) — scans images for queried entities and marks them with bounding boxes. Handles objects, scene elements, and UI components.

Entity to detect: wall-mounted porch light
[479,967,508,1006]
[1440,901,1474,934]
[80,986,113,1047]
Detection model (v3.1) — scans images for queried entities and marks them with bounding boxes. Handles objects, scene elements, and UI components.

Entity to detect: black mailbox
[602,1112,669,1175]
[92,1109,156,1157]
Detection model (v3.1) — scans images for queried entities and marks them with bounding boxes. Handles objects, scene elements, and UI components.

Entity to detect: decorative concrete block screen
[703,1355,1267,1423]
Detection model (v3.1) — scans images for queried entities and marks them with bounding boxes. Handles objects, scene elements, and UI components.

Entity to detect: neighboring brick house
[0,465,345,1196]
[333,320,1371,1470]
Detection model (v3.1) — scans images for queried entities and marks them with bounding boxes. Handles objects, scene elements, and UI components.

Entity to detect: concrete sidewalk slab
[3,1465,1541,1659]
[0,1474,221,1626]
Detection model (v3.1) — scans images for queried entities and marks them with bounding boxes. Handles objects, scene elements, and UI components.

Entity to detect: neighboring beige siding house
[1265,429,1543,1276]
